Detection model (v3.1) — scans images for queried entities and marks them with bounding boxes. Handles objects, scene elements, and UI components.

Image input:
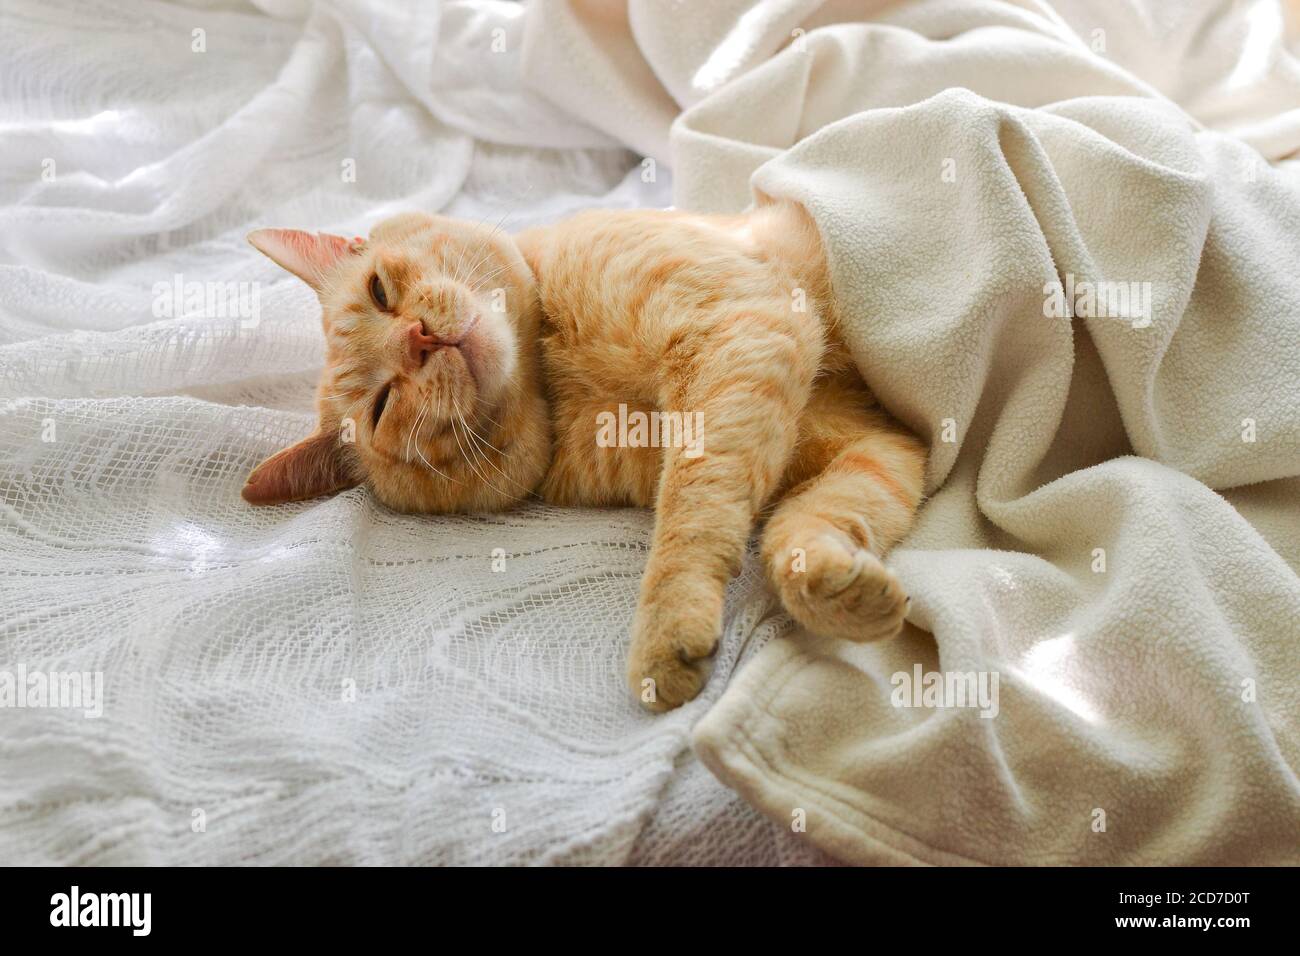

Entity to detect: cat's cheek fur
[370,387,414,454]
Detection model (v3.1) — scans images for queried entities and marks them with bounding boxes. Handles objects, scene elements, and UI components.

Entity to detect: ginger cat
[243,202,926,711]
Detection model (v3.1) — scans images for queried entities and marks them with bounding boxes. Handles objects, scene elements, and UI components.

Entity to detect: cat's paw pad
[626,615,718,713]
[777,530,907,642]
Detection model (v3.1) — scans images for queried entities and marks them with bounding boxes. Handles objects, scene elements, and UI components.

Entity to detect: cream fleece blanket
[524,0,1300,864]
[2,0,818,867]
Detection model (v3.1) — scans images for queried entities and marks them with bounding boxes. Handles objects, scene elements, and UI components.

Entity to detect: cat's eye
[371,383,392,428]
[369,273,389,311]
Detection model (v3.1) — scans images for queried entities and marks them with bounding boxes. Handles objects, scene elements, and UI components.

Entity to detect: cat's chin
[423,343,476,390]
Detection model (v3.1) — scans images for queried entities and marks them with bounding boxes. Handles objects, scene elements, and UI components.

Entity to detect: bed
[1,0,1297,866]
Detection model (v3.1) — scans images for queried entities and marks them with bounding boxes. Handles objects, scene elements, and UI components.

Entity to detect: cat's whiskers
[448,410,490,485]
[449,214,491,286]
[459,246,496,292]
[471,264,509,290]
[459,413,533,495]
[405,396,428,463]
[411,395,462,485]
[458,204,526,287]
[450,410,512,501]
[464,213,516,278]
[471,393,506,428]
[459,414,508,458]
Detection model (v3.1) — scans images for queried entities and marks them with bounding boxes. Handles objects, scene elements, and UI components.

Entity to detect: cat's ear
[241,428,358,505]
[247,228,359,291]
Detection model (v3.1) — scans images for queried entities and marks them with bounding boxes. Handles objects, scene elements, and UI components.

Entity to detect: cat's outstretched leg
[761,429,924,642]
[626,308,821,712]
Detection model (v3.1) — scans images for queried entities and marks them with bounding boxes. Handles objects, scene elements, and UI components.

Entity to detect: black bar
[0,866,1287,942]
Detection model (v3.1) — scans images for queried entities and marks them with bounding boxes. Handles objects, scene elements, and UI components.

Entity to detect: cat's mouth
[428,341,478,388]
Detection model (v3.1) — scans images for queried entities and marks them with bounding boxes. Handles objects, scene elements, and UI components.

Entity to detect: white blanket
[524,0,1300,864]
[0,0,820,865]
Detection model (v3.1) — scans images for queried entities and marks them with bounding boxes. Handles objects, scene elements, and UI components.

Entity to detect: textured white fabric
[524,0,1300,864]
[0,0,823,865]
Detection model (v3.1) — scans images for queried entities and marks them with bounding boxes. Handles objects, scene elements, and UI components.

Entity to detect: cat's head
[242,212,551,513]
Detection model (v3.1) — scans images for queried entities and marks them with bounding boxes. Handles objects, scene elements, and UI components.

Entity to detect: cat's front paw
[626,606,720,713]
[774,529,908,642]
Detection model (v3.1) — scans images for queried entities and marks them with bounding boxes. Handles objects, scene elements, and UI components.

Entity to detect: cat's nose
[405,322,442,366]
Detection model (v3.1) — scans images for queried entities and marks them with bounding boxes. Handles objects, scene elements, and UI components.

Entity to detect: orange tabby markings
[830,452,917,510]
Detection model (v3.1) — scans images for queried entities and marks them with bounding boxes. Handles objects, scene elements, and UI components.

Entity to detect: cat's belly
[536,364,892,511]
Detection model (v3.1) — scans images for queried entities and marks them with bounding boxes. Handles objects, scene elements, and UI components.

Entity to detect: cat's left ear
[247,228,360,292]
[241,428,358,505]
